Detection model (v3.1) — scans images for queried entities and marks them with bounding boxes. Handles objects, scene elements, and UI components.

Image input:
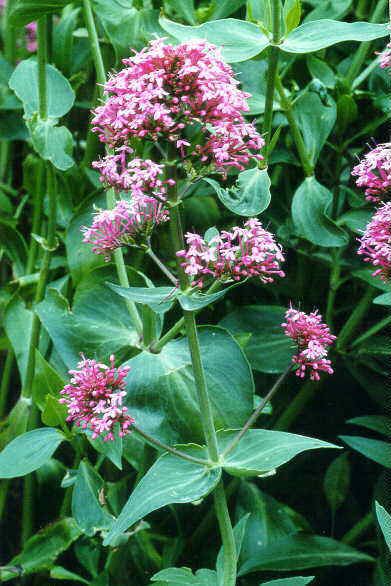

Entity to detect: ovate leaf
[27,116,74,171]
[339,436,391,468]
[151,567,217,585]
[9,1,71,26]
[375,502,391,551]
[323,453,350,515]
[72,461,114,536]
[294,93,336,165]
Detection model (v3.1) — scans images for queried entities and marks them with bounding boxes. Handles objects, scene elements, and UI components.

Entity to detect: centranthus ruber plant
[1,1,390,585]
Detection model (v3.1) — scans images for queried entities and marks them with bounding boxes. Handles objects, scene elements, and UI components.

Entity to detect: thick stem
[26,160,45,275]
[3,0,17,65]
[82,0,106,91]
[273,379,321,431]
[213,481,237,586]
[351,314,391,348]
[336,287,375,352]
[262,0,281,153]
[37,17,48,120]
[275,76,314,177]
[222,366,292,458]
[345,0,387,87]
[341,511,373,544]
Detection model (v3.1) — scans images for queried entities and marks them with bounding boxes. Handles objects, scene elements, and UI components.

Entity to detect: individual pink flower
[377,42,391,69]
[81,197,169,260]
[91,38,264,174]
[59,355,134,441]
[357,201,391,281]
[282,307,336,381]
[92,147,173,198]
[351,143,391,203]
[176,218,285,287]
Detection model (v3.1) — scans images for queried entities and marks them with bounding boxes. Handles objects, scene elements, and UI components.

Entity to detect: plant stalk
[82,0,106,91]
[341,510,373,544]
[37,17,48,120]
[336,287,375,352]
[351,314,391,348]
[263,0,282,154]
[26,159,45,275]
[273,379,321,431]
[0,348,13,418]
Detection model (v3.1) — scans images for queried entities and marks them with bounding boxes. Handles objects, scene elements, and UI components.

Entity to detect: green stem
[132,425,210,466]
[213,480,237,585]
[0,348,13,418]
[106,189,143,337]
[275,75,314,177]
[82,0,106,91]
[351,314,391,348]
[26,160,45,275]
[263,0,281,154]
[345,0,387,87]
[222,366,292,458]
[0,180,17,196]
[37,17,48,120]
[341,511,373,545]
[336,287,375,352]
[273,379,321,431]
[3,0,17,65]
[325,249,342,329]
[146,248,178,285]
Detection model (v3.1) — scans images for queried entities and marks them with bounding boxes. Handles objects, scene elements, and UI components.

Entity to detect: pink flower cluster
[351,144,391,202]
[357,201,391,281]
[81,198,169,260]
[59,355,134,441]
[176,218,285,287]
[92,147,173,197]
[377,42,391,69]
[91,38,264,174]
[0,1,36,52]
[282,308,336,381]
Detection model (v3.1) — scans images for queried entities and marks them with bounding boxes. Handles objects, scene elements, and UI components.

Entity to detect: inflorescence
[60,355,134,441]
[351,143,391,203]
[357,201,391,281]
[282,308,336,381]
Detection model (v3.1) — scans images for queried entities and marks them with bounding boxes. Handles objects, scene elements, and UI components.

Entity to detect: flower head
[377,42,391,69]
[357,201,391,281]
[81,197,169,260]
[59,355,134,441]
[176,218,285,287]
[282,307,336,381]
[91,38,264,174]
[351,143,391,203]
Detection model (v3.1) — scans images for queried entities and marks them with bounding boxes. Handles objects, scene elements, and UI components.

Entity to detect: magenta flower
[92,147,173,197]
[59,355,134,441]
[176,218,285,287]
[351,143,391,203]
[81,197,169,260]
[377,42,391,69]
[357,201,391,281]
[91,38,264,174]
[282,308,336,381]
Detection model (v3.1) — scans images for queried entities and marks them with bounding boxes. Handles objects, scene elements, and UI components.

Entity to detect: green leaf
[281,20,389,53]
[352,268,389,292]
[32,349,66,411]
[165,0,196,25]
[292,177,349,247]
[9,0,71,26]
[323,453,350,515]
[204,168,271,216]
[0,519,81,581]
[72,461,114,536]
[375,502,391,551]
[106,282,178,313]
[92,0,141,61]
[36,282,138,370]
[0,428,65,478]
[4,296,33,384]
[307,56,335,89]
[260,578,315,586]
[103,445,221,546]
[177,283,239,311]
[347,415,391,438]
[123,326,253,445]
[0,219,28,277]
[220,305,294,374]
[26,115,74,171]
[337,210,372,234]
[283,0,301,33]
[151,567,218,585]
[53,6,80,77]
[42,394,68,428]
[232,60,281,115]
[50,566,90,584]
[159,17,269,62]
[9,59,75,118]
[238,535,373,575]
[304,0,351,22]
[82,426,123,470]
[336,94,358,136]
[373,292,391,306]
[339,435,391,468]
[219,429,339,477]
[294,93,336,165]
[210,0,247,20]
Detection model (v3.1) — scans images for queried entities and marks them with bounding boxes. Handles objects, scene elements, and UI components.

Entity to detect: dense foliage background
[0,0,390,585]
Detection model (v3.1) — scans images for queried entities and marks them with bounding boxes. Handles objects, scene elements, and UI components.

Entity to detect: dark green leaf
[0,427,65,478]
[261,578,315,585]
[151,567,217,585]
[9,0,71,26]
[220,306,294,374]
[92,0,141,61]
[53,6,81,77]
[307,56,335,89]
[82,427,123,471]
[103,445,221,545]
[337,210,372,233]
[375,501,391,551]
[304,0,351,22]
[339,435,391,468]
[165,0,196,25]
[177,283,239,311]
[238,535,373,575]
[347,415,391,438]
[159,17,268,62]
[205,168,271,216]
[219,429,339,477]
[352,268,389,291]
[323,453,350,514]
[41,394,68,428]
[0,219,28,277]
[32,349,66,411]
[4,296,33,384]
[72,461,114,536]
[281,20,389,53]
[210,0,246,20]
[50,566,89,584]
[292,177,349,247]
[294,93,336,165]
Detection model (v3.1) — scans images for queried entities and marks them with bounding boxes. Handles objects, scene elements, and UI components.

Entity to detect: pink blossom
[351,143,391,203]
[176,218,285,287]
[377,42,391,69]
[282,308,336,381]
[92,148,170,198]
[91,38,264,174]
[81,197,169,260]
[59,355,134,441]
[357,201,391,281]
